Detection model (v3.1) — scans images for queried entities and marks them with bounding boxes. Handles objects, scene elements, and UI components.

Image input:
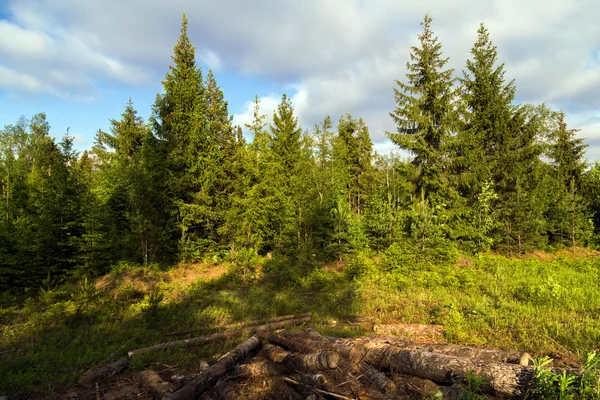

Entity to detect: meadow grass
[1,250,599,396]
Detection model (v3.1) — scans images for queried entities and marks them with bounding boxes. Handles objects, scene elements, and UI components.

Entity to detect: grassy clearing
[1,250,599,396]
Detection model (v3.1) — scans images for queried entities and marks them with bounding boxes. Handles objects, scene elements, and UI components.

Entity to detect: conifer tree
[270,94,302,176]
[387,14,456,206]
[151,13,211,258]
[548,112,589,248]
[457,23,515,202]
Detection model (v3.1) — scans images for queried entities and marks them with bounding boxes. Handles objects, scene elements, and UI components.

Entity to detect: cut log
[128,315,310,358]
[298,329,397,398]
[394,374,441,398]
[78,358,129,388]
[263,344,340,372]
[137,370,171,397]
[359,343,534,397]
[325,334,523,364]
[264,330,364,364]
[258,331,324,355]
[166,313,312,336]
[164,335,261,400]
[292,373,327,386]
[263,343,291,362]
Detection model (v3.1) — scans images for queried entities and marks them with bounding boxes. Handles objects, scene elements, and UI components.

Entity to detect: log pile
[77,317,576,399]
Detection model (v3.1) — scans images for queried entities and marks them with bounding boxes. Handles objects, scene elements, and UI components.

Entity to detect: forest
[2,14,600,291]
[1,13,600,399]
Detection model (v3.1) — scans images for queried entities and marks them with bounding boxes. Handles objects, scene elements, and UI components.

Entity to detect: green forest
[1,15,599,290]
[1,14,600,399]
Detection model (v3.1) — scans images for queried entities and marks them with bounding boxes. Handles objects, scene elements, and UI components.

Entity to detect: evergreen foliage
[1,13,597,291]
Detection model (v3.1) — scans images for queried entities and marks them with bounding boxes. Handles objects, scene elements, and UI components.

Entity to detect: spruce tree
[151,13,212,258]
[386,14,456,206]
[270,94,302,176]
[457,23,515,202]
[548,112,589,248]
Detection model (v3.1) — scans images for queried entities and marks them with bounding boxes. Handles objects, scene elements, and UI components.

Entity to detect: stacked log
[78,318,583,399]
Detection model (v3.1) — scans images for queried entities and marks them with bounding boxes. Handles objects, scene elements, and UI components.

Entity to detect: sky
[1,0,600,161]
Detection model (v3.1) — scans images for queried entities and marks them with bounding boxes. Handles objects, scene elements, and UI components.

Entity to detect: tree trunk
[571,178,576,252]
[297,329,398,397]
[164,335,261,400]
[359,344,534,397]
[128,314,311,358]
[263,343,340,372]
[136,370,172,397]
[78,358,129,388]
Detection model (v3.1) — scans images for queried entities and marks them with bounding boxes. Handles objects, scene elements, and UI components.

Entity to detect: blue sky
[1,0,600,160]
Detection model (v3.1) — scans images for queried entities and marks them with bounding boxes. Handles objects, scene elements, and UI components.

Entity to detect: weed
[528,353,600,399]
[459,369,486,400]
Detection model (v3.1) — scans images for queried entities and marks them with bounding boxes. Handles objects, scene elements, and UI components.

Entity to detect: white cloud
[2,0,600,159]
[199,49,221,71]
[0,65,54,94]
[232,94,281,133]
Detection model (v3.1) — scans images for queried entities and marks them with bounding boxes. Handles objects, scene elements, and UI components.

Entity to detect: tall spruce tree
[270,94,302,176]
[386,14,456,206]
[548,112,589,248]
[457,23,515,202]
[152,13,212,259]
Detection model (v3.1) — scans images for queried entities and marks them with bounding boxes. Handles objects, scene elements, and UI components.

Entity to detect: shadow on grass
[0,260,361,397]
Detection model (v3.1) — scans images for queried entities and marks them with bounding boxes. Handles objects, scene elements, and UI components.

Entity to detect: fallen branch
[78,358,129,388]
[282,377,355,400]
[165,312,312,336]
[127,314,311,358]
[164,335,262,400]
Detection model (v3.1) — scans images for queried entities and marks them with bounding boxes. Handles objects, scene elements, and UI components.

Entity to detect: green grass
[1,250,599,396]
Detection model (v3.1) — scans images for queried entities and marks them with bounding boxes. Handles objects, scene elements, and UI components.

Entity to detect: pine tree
[386,14,456,206]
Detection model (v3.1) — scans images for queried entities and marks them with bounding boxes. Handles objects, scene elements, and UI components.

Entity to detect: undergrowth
[1,249,599,396]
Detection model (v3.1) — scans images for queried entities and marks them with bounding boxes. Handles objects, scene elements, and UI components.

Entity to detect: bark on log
[263,343,291,362]
[284,351,340,372]
[258,331,324,355]
[137,370,172,397]
[360,344,534,397]
[327,335,524,364]
[128,315,310,358]
[78,358,129,388]
[292,373,327,386]
[299,329,397,398]
[265,330,364,364]
[164,335,262,400]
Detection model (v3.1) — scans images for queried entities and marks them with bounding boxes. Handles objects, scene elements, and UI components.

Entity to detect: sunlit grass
[1,251,599,395]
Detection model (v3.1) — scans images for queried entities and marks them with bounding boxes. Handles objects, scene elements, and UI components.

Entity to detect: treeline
[2,14,600,290]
